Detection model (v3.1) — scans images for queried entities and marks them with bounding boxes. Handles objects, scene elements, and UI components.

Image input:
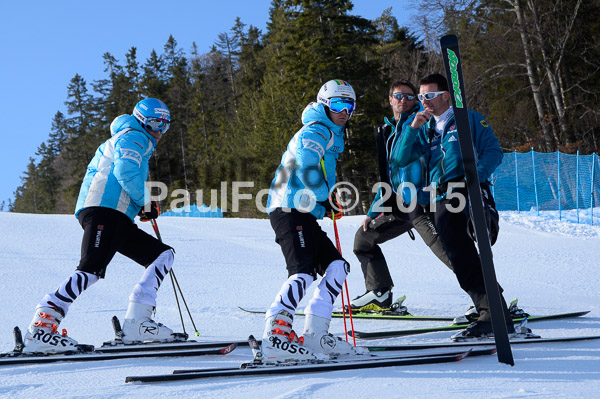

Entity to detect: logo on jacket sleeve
[480,120,489,127]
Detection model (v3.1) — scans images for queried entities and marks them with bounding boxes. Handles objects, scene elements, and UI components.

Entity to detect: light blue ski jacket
[75,115,157,222]
[267,102,344,219]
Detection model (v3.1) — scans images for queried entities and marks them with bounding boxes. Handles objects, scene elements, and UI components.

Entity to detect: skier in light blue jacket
[261,80,367,363]
[23,98,183,353]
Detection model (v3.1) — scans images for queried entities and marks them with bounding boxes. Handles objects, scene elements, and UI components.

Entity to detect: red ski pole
[319,159,356,344]
[330,213,357,346]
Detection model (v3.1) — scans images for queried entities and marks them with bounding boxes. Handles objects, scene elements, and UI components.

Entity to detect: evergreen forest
[10,0,600,217]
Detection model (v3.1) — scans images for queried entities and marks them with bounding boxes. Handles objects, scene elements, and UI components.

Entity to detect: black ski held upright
[440,34,515,366]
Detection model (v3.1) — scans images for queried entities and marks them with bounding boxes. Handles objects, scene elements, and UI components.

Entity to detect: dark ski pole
[440,33,514,366]
[150,218,200,337]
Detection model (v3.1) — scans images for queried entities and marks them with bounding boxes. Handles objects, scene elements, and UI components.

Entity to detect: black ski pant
[431,187,510,322]
[270,208,345,277]
[353,214,412,291]
[77,207,172,278]
[353,207,452,292]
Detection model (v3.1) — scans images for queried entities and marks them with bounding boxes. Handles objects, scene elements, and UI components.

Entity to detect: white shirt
[434,107,454,135]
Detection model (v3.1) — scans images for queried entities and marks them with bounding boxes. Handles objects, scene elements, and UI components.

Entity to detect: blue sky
[0,0,412,208]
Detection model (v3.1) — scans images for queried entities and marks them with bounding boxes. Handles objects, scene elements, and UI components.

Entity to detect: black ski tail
[440,33,514,366]
[13,327,24,353]
[112,316,124,340]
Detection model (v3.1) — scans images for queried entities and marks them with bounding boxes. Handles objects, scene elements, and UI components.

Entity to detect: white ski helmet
[317,79,356,104]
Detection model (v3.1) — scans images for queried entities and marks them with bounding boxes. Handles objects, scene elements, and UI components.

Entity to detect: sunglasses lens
[329,98,355,114]
[393,93,415,100]
[418,91,445,101]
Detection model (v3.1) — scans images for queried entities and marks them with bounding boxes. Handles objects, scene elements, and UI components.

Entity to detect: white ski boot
[453,305,479,324]
[301,314,368,357]
[121,302,177,344]
[349,288,393,311]
[22,307,79,354]
[260,311,328,364]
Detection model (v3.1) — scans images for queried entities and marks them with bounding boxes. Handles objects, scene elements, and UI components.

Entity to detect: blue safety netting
[162,203,223,218]
[492,150,600,224]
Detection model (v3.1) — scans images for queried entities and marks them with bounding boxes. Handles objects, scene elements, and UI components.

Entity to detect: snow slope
[0,211,599,398]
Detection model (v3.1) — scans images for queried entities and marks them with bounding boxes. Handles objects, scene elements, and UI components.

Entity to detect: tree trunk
[511,0,556,151]
[527,0,582,146]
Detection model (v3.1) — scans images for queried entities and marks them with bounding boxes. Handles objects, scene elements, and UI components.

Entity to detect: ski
[0,327,237,366]
[0,344,237,366]
[238,306,454,321]
[125,350,472,383]
[98,340,240,353]
[349,311,590,339]
[441,33,513,365]
[364,335,600,350]
[170,347,497,374]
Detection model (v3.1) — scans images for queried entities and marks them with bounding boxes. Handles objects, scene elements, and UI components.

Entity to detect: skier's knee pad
[148,249,175,272]
[324,260,350,280]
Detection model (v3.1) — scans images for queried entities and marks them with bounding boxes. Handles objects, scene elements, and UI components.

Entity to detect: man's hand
[410,111,432,129]
[368,213,397,230]
[361,216,373,231]
[138,201,160,222]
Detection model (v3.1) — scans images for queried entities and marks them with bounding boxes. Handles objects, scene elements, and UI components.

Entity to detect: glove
[138,201,160,222]
[318,192,343,220]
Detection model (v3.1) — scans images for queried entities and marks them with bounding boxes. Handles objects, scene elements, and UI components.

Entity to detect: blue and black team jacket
[367,103,424,218]
[393,109,503,205]
[75,115,157,222]
[266,102,344,219]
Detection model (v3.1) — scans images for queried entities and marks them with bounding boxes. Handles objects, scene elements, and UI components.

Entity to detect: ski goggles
[392,92,416,101]
[417,91,447,102]
[145,117,171,134]
[327,98,356,115]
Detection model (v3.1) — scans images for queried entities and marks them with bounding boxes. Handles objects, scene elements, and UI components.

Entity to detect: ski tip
[457,349,472,360]
[347,331,360,339]
[220,343,237,354]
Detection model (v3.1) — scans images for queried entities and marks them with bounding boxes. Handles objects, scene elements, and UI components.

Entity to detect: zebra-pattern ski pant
[38,249,174,315]
[266,259,349,320]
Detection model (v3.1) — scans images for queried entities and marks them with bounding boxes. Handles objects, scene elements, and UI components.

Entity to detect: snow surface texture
[0,211,599,398]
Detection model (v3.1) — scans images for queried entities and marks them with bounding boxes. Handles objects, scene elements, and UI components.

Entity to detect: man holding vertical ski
[262,79,367,363]
[394,73,529,339]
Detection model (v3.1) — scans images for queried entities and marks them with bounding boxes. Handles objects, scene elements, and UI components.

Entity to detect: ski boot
[22,306,81,354]
[301,314,368,357]
[260,311,327,364]
[120,302,184,344]
[453,298,529,324]
[453,306,479,324]
[452,315,519,342]
[349,288,393,312]
[451,320,494,341]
